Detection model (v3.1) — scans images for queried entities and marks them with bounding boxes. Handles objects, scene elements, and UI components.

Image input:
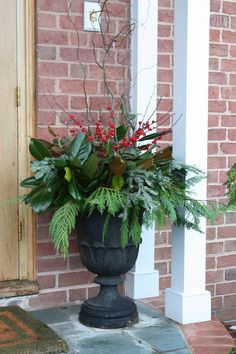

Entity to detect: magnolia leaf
[106,140,113,155]
[68,133,86,159]
[64,167,72,182]
[109,156,126,176]
[51,146,66,156]
[154,146,172,162]
[29,138,53,160]
[53,187,70,207]
[138,130,172,142]
[47,178,64,193]
[69,159,81,168]
[82,154,99,177]
[85,170,109,192]
[20,176,43,188]
[112,175,124,190]
[54,159,67,169]
[68,175,82,203]
[77,140,92,164]
[116,125,129,141]
[36,139,54,149]
[25,185,54,213]
[137,158,154,170]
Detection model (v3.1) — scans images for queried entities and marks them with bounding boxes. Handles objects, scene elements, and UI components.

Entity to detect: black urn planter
[76,211,142,329]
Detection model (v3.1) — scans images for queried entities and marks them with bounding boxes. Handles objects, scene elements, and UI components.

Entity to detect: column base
[165,288,211,324]
[125,270,159,299]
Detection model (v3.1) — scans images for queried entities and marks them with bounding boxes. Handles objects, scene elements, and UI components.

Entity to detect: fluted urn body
[76,211,141,329]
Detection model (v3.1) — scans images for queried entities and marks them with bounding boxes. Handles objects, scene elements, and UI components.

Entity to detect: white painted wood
[165,0,211,324]
[125,0,159,299]
[83,2,101,32]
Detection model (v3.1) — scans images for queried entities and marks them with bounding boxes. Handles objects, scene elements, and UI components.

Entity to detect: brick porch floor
[140,294,235,354]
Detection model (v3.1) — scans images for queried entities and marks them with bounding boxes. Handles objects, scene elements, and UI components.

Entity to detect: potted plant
[20,106,223,328]
[17,0,227,329]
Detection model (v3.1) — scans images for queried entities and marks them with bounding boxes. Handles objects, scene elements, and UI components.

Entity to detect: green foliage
[139,130,172,142]
[68,133,92,162]
[84,187,126,216]
[112,175,124,190]
[229,346,236,354]
[116,125,129,141]
[49,200,80,257]
[29,138,52,160]
[130,206,142,246]
[18,128,229,256]
[0,194,27,208]
[31,158,57,182]
[102,213,111,242]
[68,133,86,159]
[120,209,130,248]
[224,161,236,207]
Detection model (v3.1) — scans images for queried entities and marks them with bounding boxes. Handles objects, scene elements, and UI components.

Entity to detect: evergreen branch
[130,205,142,246]
[84,187,126,215]
[120,208,130,248]
[49,200,80,257]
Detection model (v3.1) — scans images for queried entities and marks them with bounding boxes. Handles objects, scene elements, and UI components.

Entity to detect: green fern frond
[84,187,125,215]
[49,200,80,257]
[130,205,142,246]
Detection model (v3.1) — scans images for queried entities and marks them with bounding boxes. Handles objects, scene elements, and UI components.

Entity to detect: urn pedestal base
[79,275,138,329]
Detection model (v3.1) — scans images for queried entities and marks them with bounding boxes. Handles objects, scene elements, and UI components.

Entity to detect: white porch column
[165,0,211,324]
[125,0,159,299]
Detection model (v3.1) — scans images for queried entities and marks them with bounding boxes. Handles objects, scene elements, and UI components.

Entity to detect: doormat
[0,306,68,353]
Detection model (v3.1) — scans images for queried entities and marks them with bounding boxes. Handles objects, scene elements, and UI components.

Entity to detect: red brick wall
[33,0,236,320]
[155,0,174,291]
[207,0,236,320]
[32,0,130,308]
[155,0,236,321]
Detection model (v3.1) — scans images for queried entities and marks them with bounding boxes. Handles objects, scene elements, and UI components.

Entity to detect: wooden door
[0,0,19,281]
[0,0,35,288]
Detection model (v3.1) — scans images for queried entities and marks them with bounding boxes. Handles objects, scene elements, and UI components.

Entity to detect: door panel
[0,0,19,280]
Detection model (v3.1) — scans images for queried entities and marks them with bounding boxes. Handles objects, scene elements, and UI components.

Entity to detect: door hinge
[16,86,20,107]
[18,221,23,241]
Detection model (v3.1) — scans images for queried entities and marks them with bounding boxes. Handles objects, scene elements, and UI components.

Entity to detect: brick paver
[140,295,235,354]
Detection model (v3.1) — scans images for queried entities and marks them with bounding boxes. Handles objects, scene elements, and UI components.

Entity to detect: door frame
[17,0,36,282]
